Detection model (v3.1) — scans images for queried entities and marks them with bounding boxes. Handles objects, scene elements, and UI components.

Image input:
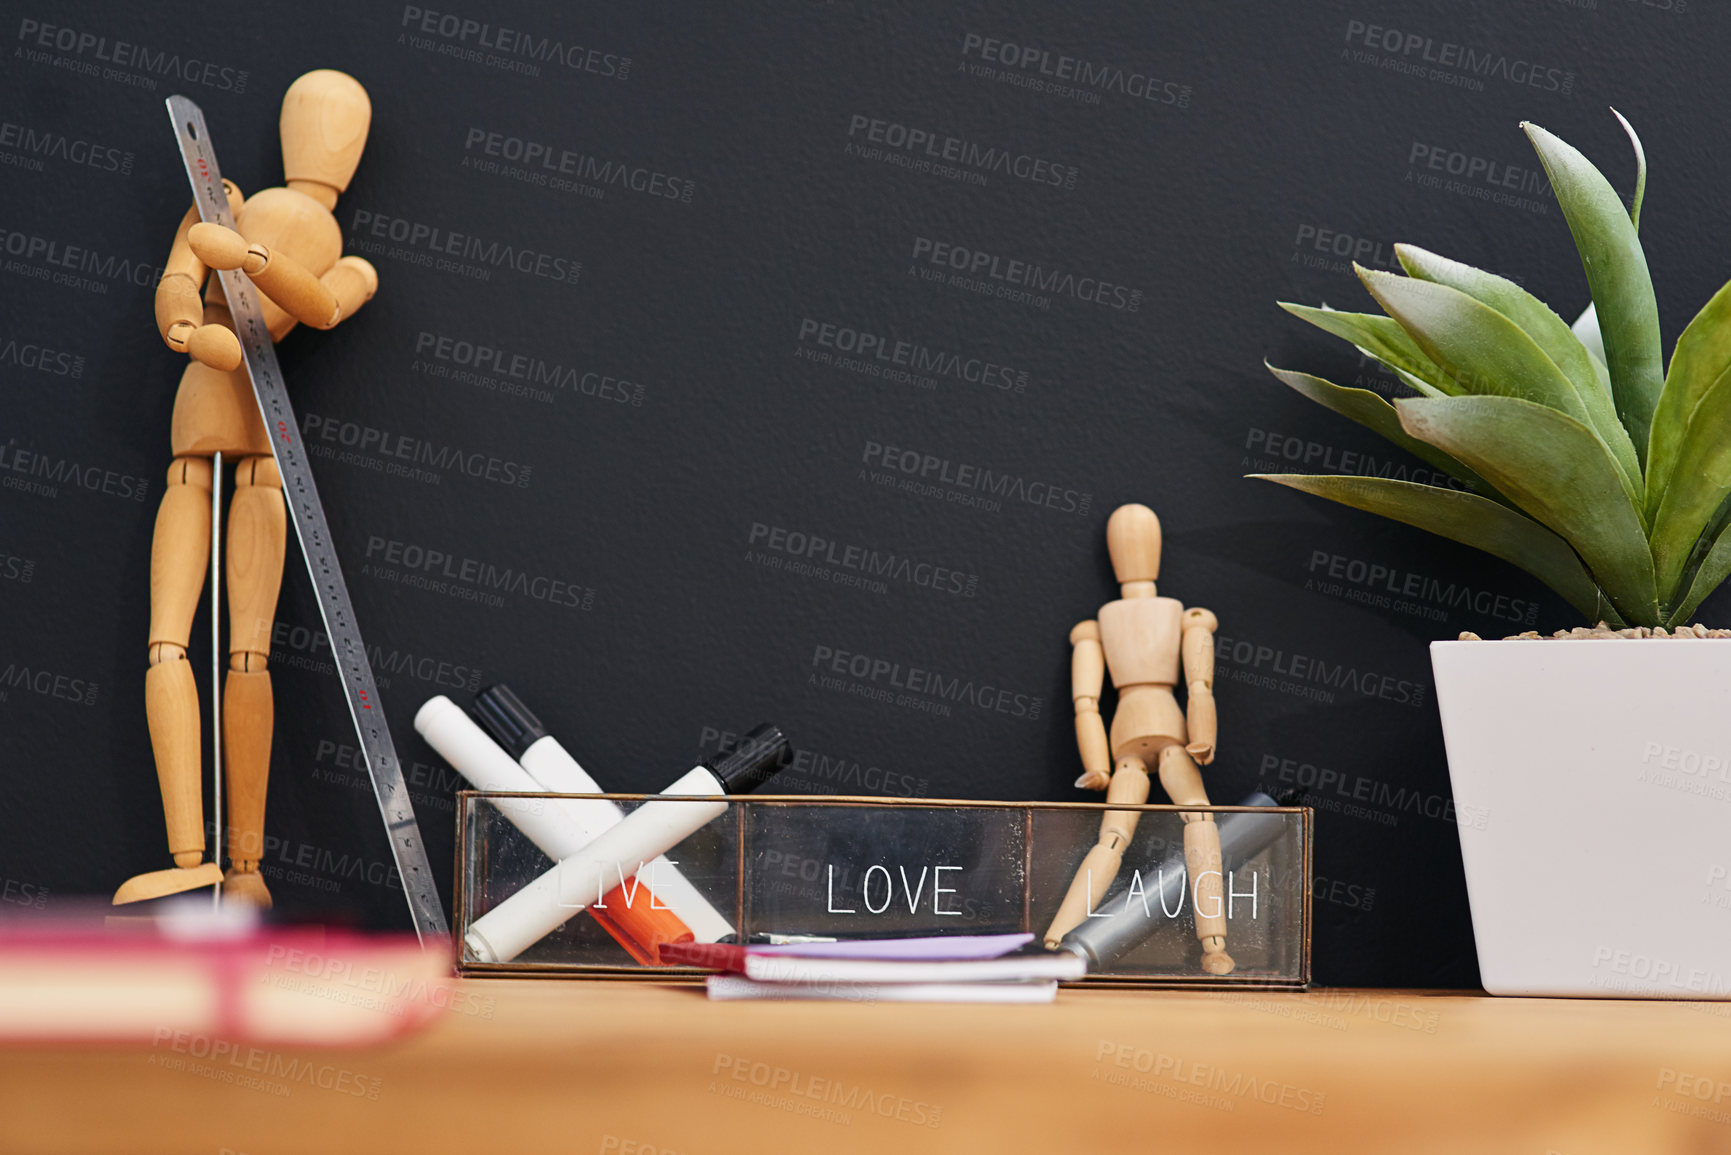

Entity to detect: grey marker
[1057,792,1291,970]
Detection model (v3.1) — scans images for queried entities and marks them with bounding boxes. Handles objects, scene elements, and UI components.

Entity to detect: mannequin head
[1106,503,1161,595]
[280,70,371,208]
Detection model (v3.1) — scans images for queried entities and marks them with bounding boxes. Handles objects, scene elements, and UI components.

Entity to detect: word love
[826,864,965,916]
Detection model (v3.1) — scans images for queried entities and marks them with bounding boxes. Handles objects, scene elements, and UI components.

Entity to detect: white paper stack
[667,933,1083,1004]
[706,974,1059,1003]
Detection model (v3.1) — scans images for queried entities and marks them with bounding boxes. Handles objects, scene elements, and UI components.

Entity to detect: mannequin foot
[1201,947,1236,976]
[113,862,225,904]
[222,868,273,909]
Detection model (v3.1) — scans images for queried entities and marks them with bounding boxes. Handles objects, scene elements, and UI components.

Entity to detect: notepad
[706,975,1060,1003]
[668,931,1086,999]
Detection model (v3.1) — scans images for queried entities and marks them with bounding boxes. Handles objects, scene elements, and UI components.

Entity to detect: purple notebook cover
[750,933,1033,960]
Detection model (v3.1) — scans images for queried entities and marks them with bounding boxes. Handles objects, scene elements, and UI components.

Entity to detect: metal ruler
[166,95,448,944]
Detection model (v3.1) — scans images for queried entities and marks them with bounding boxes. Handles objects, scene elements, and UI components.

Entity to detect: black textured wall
[1,0,1718,987]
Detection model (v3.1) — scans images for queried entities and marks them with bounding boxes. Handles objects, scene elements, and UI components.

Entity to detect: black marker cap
[705,724,791,794]
[472,684,547,760]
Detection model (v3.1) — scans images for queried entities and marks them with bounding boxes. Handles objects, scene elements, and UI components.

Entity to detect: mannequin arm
[1070,621,1112,790]
[1181,607,1218,764]
[188,225,377,330]
[155,207,206,343]
[155,182,245,370]
[321,255,379,326]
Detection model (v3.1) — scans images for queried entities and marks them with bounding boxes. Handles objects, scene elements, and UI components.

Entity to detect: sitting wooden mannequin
[1042,503,1232,975]
[115,70,378,909]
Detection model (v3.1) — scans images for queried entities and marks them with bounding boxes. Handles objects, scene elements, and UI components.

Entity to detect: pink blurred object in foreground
[0,899,453,1046]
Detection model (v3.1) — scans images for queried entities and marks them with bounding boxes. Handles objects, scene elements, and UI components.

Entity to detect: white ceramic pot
[1431,638,1731,998]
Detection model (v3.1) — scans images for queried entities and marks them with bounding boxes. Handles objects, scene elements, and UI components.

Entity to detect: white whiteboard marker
[465,724,789,964]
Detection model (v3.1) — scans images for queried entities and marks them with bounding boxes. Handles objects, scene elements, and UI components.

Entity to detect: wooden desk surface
[4,981,1731,1154]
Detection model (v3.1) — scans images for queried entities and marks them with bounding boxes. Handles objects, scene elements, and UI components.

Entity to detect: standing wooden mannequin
[114,71,379,909]
[1042,503,1233,974]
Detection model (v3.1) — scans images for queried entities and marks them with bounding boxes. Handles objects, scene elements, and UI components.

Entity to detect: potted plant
[1258,113,1731,998]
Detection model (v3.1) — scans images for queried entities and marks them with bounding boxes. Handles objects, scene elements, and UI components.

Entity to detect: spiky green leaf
[1611,108,1646,232]
[1248,474,1619,625]
[1357,268,1600,427]
[1649,367,1731,605]
[1277,302,1457,393]
[1664,518,1731,627]
[1397,396,1658,624]
[1523,120,1664,464]
[1394,243,1642,498]
[1394,368,1449,399]
[1264,364,1497,494]
[1646,278,1731,518]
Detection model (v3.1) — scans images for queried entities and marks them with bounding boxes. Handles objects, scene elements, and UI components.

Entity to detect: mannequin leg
[222,455,285,908]
[1158,745,1234,975]
[116,457,225,903]
[1043,753,1152,946]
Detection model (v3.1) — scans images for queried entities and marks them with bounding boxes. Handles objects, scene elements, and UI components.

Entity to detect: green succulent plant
[1258,112,1731,629]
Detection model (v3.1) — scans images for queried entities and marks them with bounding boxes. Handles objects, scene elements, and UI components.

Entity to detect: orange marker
[588,888,695,965]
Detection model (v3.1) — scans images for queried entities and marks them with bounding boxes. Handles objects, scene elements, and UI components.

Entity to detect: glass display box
[454,793,1310,988]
